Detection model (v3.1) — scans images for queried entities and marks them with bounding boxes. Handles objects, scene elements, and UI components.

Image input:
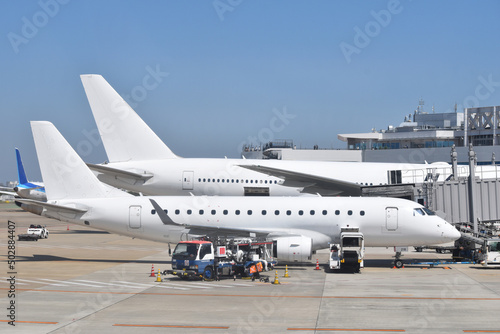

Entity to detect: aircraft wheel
[394,260,404,269]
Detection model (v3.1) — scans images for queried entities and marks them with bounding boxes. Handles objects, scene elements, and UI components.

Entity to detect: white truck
[479,238,500,267]
[18,224,49,241]
[329,228,364,273]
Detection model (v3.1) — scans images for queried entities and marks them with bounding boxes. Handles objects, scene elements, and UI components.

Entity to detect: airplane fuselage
[96,159,447,196]
[42,196,459,251]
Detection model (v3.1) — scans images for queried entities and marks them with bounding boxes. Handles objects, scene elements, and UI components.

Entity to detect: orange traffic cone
[150,264,156,277]
[314,259,320,270]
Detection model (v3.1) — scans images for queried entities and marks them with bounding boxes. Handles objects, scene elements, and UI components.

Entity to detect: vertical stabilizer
[15,148,28,184]
[30,121,130,201]
[80,74,178,162]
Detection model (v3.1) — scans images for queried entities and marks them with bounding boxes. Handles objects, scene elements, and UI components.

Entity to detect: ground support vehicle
[478,238,500,267]
[18,224,49,241]
[329,229,364,273]
[166,238,276,280]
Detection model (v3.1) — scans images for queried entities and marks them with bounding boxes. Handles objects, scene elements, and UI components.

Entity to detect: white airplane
[0,148,46,201]
[81,74,455,197]
[16,121,460,263]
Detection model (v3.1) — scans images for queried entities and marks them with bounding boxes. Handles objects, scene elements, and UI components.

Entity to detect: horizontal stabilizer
[87,163,153,181]
[238,164,362,196]
[15,199,88,214]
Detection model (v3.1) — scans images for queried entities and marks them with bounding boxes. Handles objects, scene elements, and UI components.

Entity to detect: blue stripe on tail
[15,148,28,184]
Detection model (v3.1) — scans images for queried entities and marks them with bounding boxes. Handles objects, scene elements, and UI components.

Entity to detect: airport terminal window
[199,209,204,215]
[348,210,353,216]
[235,210,240,215]
[211,210,216,215]
[175,209,180,215]
[322,210,327,215]
[335,210,340,215]
[299,210,304,216]
[247,210,253,215]
[275,210,280,215]
[187,210,192,215]
[286,210,291,216]
[223,210,228,215]
[262,210,267,215]
[310,210,315,215]
[360,210,365,216]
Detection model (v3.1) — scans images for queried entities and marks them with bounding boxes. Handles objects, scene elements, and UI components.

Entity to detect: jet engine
[273,236,313,262]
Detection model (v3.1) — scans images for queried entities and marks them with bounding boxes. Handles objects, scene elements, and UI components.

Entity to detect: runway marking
[0,242,164,252]
[38,278,104,288]
[5,287,500,301]
[75,280,147,290]
[4,277,67,287]
[190,282,236,288]
[113,323,229,329]
[288,329,405,332]
[464,331,500,333]
[0,320,58,324]
[114,280,189,290]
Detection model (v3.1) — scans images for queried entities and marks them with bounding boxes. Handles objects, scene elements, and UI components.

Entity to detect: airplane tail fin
[80,74,178,162]
[30,121,130,201]
[15,148,28,184]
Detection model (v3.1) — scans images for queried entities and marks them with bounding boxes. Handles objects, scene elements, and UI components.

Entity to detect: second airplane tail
[80,74,178,162]
[31,121,131,201]
[15,148,28,185]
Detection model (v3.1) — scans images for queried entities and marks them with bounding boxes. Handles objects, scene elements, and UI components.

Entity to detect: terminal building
[242,105,500,165]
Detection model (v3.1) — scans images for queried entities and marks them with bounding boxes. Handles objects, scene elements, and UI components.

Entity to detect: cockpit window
[413,208,425,216]
[422,207,436,216]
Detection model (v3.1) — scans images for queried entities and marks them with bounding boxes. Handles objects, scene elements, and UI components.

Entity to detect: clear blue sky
[1,0,500,183]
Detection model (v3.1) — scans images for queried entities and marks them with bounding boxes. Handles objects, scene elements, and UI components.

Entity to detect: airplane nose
[443,223,461,242]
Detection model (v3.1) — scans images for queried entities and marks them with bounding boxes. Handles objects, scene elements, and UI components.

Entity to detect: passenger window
[299,210,304,216]
[360,210,365,216]
[275,210,280,215]
[175,209,180,215]
[262,210,267,215]
[199,210,204,215]
[211,210,216,215]
[164,209,168,215]
[247,210,253,215]
[235,210,240,215]
[322,210,327,215]
[187,210,192,215]
[286,210,291,216]
[335,210,340,215]
[310,210,315,215]
[223,210,228,215]
[151,210,156,215]
[348,210,353,216]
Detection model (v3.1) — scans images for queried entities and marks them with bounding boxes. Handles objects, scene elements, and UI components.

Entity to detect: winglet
[149,199,179,226]
[15,148,28,184]
[80,74,179,162]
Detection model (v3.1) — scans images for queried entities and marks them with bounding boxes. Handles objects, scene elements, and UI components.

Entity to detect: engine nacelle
[273,236,313,262]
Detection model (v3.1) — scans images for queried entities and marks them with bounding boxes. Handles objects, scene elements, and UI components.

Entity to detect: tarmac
[1,202,500,334]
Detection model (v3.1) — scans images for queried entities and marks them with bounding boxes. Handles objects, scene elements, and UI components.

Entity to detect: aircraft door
[385,207,398,231]
[182,171,194,190]
[129,206,141,229]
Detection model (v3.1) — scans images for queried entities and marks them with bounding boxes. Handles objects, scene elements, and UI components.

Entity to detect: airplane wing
[87,163,154,182]
[14,199,88,214]
[238,164,362,196]
[149,199,269,238]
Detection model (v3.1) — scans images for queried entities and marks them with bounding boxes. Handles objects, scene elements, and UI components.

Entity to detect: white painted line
[38,278,104,288]
[115,280,189,291]
[74,280,145,290]
[14,278,67,287]
[190,282,234,288]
